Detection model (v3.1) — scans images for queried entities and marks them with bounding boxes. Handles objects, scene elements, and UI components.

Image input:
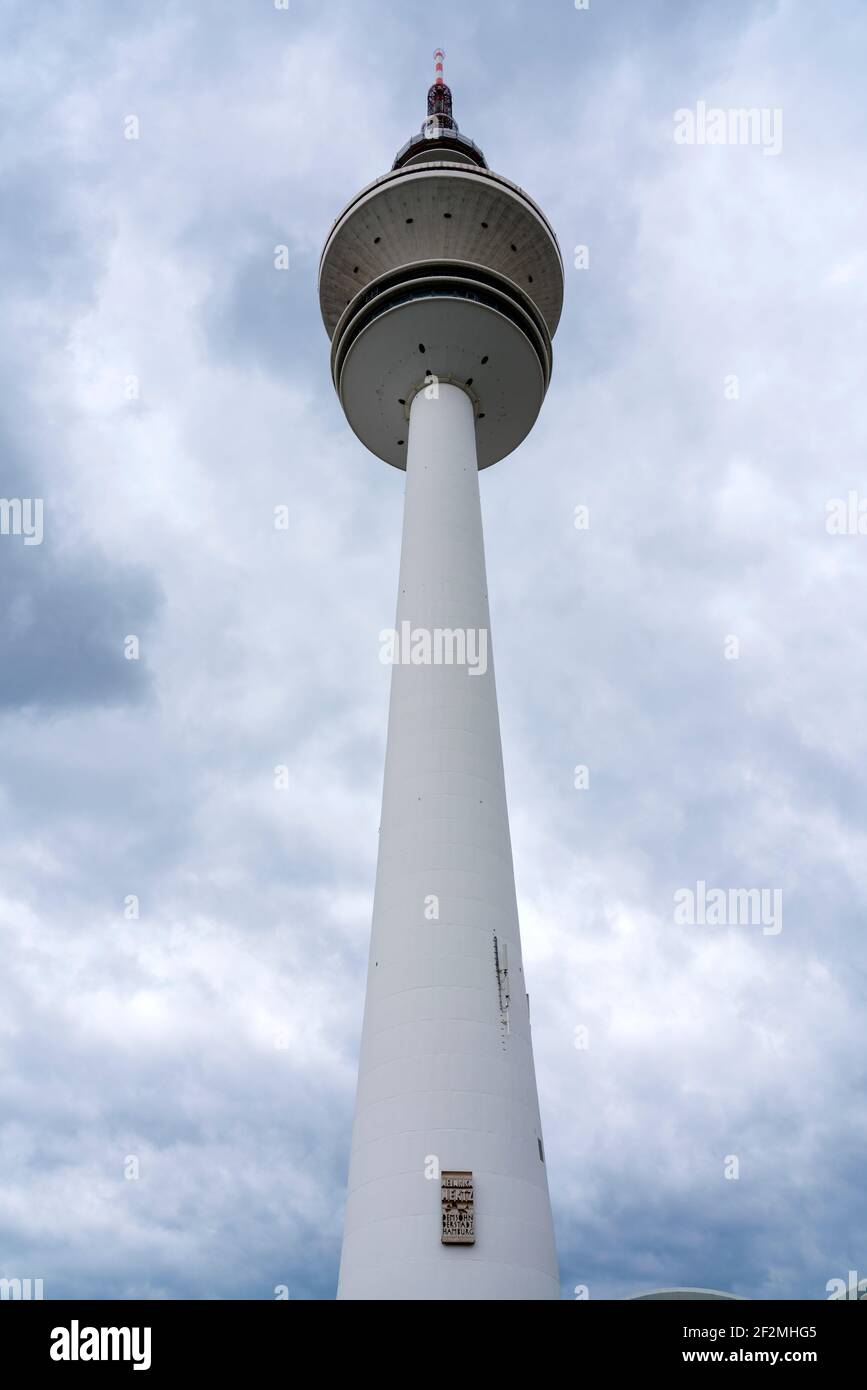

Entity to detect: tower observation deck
[320,53,564,1301]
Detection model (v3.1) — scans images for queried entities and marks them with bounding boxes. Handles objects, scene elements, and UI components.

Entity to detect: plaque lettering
[441,1170,475,1244]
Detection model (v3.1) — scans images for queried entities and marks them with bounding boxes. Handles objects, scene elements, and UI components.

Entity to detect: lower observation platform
[331,261,551,469]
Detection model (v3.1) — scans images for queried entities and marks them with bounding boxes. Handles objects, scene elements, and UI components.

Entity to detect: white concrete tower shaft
[319,53,565,1301]
[337,385,559,1299]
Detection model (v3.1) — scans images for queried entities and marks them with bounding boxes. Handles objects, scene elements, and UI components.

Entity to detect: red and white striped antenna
[426,48,455,129]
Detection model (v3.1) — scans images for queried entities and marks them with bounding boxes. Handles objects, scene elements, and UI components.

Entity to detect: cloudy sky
[1,0,865,1301]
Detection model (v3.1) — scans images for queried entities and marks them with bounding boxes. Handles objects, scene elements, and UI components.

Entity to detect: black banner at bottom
[3,1296,860,1375]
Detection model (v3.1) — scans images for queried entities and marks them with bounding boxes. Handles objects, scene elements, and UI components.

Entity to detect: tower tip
[390,45,488,171]
[426,48,454,130]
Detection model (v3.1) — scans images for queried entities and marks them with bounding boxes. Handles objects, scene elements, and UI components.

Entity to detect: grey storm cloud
[0,523,160,712]
[0,0,865,1301]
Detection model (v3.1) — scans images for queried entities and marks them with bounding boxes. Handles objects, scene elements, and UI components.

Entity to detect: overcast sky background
[1,0,865,1300]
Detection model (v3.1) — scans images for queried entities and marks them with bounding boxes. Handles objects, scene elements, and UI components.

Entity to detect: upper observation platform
[318,52,564,469]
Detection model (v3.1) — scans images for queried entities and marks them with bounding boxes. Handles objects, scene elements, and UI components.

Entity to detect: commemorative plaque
[441,1170,475,1245]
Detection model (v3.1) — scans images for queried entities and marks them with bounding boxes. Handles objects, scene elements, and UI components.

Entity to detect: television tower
[319,51,564,1300]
